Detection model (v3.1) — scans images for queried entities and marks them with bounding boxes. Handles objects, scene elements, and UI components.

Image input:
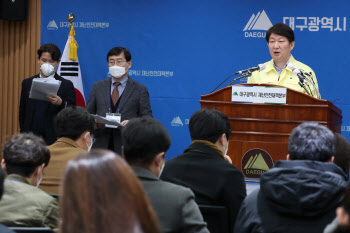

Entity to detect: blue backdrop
[41,0,350,160]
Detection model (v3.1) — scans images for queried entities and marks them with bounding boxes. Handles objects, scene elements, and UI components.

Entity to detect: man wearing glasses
[87,47,153,155]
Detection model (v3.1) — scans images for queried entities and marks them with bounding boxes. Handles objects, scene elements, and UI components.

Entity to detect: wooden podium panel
[200,84,342,172]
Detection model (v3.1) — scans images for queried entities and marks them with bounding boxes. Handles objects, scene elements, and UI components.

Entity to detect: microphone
[227,64,266,86]
[233,64,266,75]
[288,63,312,77]
[292,68,306,82]
[288,63,320,99]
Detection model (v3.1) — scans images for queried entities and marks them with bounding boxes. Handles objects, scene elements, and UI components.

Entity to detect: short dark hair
[266,23,295,43]
[37,43,61,61]
[0,169,5,200]
[122,117,171,166]
[106,47,132,62]
[55,106,95,140]
[189,108,231,143]
[288,122,334,162]
[3,133,50,177]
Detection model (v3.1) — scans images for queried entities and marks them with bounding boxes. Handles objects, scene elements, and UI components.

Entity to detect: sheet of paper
[29,78,62,101]
[92,114,123,127]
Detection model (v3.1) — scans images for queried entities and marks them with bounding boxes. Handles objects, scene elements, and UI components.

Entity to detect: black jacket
[161,142,247,232]
[234,160,348,233]
[19,73,76,145]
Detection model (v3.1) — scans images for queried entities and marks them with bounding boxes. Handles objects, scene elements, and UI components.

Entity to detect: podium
[200,83,342,178]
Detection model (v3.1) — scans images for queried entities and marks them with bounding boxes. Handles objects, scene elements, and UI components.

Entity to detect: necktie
[112,82,120,106]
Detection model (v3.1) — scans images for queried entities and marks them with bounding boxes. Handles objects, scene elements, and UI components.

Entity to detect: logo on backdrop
[171,117,183,127]
[243,10,273,38]
[47,20,58,30]
[46,20,110,30]
[241,148,273,178]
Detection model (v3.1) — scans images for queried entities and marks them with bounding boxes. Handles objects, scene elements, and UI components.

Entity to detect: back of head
[55,106,95,140]
[3,133,50,177]
[189,108,231,143]
[122,117,171,166]
[334,133,350,174]
[288,122,334,162]
[60,150,160,233]
[37,43,61,61]
[266,23,295,43]
[106,47,132,62]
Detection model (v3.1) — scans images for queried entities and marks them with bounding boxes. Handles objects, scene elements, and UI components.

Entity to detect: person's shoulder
[22,75,38,84]
[128,77,148,89]
[293,58,315,73]
[158,179,194,199]
[5,179,56,205]
[54,74,74,86]
[92,77,110,87]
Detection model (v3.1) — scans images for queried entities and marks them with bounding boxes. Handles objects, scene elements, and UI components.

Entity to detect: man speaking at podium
[247,23,320,98]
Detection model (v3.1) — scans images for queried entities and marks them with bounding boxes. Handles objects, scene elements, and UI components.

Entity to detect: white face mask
[109,65,127,79]
[158,162,165,178]
[85,132,94,152]
[36,167,43,187]
[40,63,55,77]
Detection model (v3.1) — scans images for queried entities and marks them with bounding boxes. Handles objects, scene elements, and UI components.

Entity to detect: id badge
[105,113,121,128]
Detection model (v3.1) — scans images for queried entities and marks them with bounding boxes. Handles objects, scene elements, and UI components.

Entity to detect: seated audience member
[234,122,348,233]
[334,133,350,179]
[0,169,15,233]
[122,117,209,233]
[39,106,95,194]
[60,150,161,233]
[0,133,58,229]
[161,108,247,231]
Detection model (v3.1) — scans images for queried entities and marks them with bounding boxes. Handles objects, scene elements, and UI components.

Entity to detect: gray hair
[288,122,335,162]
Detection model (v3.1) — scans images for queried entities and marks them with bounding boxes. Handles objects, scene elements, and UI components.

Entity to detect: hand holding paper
[47,93,62,106]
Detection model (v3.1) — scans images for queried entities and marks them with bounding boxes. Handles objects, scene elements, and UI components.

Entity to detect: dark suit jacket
[160,142,247,232]
[19,73,76,145]
[132,167,209,233]
[86,77,152,154]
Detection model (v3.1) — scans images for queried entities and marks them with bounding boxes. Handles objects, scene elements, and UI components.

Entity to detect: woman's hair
[59,150,161,233]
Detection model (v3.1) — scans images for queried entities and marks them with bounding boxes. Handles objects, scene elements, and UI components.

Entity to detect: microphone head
[287,63,297,71]
[292,68,301,76]
[258,64,266,71]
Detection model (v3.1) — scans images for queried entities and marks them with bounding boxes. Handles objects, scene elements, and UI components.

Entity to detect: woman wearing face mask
[19,43,76,145]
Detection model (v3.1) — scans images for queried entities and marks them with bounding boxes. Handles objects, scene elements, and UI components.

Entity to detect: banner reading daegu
[231,86,287,104]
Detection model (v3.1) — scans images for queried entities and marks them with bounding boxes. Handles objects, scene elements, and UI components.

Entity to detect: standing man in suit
[19,43,76,145]
[87,47,152,154]
[122,117,209,233]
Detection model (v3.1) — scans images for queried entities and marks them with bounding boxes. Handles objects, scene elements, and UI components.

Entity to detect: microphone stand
[303,77,320,99]
[227,70,252,86]
[210,72,236,93]
[297,75,311,96]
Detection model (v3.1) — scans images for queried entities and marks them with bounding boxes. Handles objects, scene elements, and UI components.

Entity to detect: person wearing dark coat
[122,117,209,233]
[161,109,247,232]
[19,43,76,145]
[234,122,348,233]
